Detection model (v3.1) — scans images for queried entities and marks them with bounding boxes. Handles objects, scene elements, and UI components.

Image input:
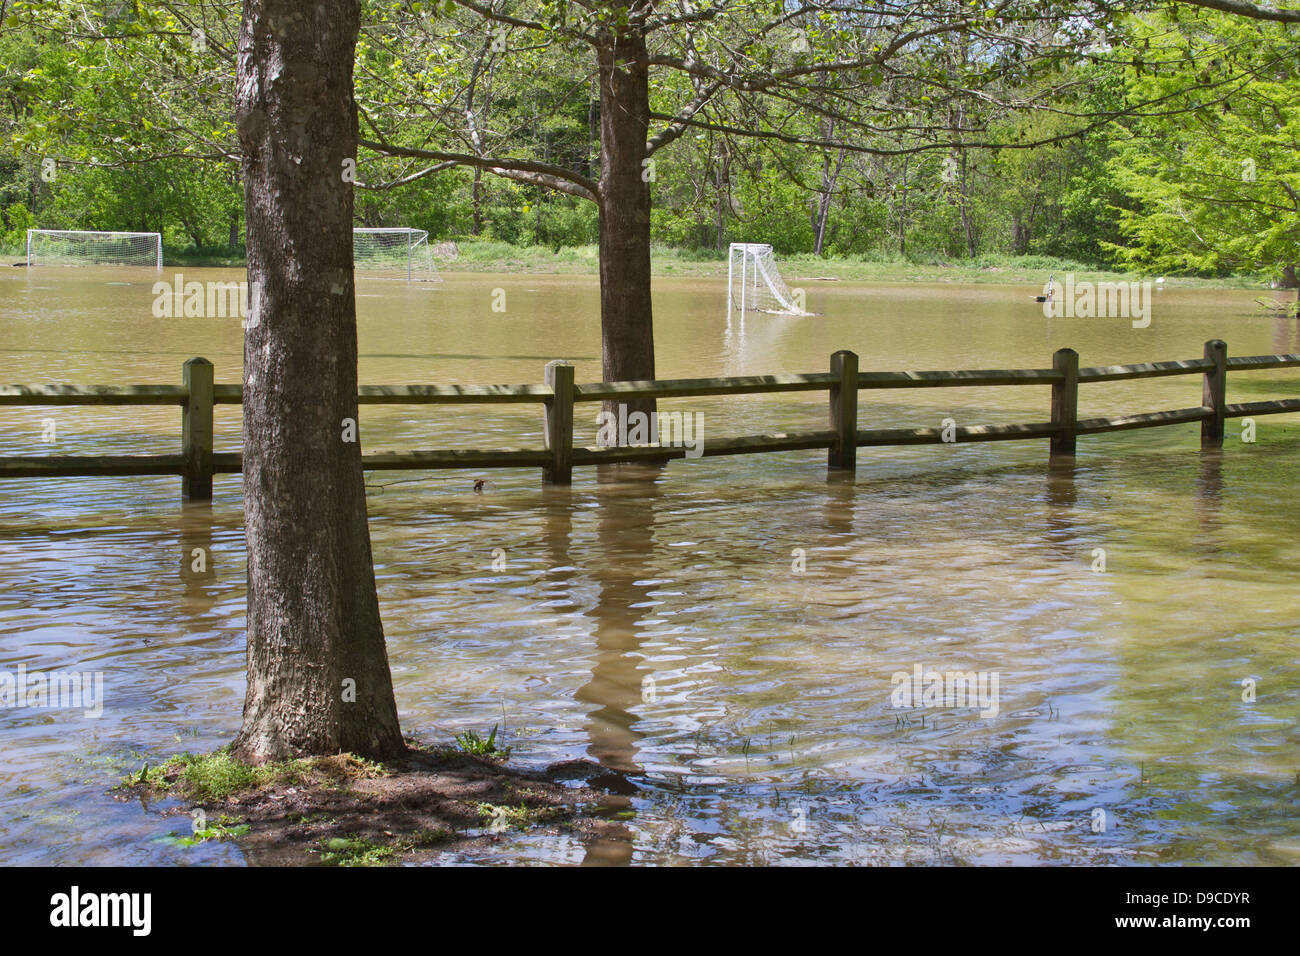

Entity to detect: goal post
[26,229,163,269]
[727,242,808,316]
[353,227,442,282]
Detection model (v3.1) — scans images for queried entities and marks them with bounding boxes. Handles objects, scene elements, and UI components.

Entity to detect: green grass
[125,747,386,802]
[319,835,397,867]
[441,242,1271,288]
[6,235,1272,288]
[158,815,250,848]
[476,801,563,830]
[454,724,511,758]
[318,828,453,866]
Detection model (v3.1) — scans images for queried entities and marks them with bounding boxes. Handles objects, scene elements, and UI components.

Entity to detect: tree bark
[897,155,909,257]
[232,0,405,763]
[958,149,977,258]
[715,140,730,251]
[813,147,845,257]
[471,166,483,236]
[596,21,656,424]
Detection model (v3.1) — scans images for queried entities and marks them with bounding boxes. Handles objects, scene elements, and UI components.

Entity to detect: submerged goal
[353,227,441,282]
[727,242,808,316]
[26,229,162,269]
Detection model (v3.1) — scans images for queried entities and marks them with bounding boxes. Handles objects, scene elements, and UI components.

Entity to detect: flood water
[2,266,1298,865]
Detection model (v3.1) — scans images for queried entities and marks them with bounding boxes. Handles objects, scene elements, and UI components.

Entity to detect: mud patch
[115,742,631,865]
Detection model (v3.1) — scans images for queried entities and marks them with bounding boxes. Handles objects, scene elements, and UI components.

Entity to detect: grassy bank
[446,242,1267,288]
[5,238,1273,289]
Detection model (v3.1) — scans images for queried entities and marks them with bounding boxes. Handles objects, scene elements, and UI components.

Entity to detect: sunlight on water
[1,267,1298,865]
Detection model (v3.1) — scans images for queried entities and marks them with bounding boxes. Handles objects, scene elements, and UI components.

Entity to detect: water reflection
[1269,314,1300,355]
[569,468,670,865]
[1194,450,1224,547]
[821,471,856,538]
[179,502,218,597]
[1043,457,1080,558]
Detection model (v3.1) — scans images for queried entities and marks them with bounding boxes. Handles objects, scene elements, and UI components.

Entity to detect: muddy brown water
[1,267,1298,865]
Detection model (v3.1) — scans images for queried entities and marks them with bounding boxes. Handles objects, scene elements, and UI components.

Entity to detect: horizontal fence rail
[1,340,1297,499]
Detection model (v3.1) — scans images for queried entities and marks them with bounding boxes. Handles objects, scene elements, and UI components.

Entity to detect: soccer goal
[353,227,442,282]
[26,229,163,269]
[727,242,808,316]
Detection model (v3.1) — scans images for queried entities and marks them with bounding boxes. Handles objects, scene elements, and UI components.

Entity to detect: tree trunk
[813,147,845,257]
[471,166,483,236]
[179,209,204,250]
[232,0,405,763]
[897,155,908,258]
[596,22,655,425]
[715,141,730,251]
[958,149,977,258]
[1012,216,1028,256]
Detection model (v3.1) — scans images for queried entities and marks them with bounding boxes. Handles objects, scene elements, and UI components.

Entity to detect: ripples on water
[1,269,1298,865]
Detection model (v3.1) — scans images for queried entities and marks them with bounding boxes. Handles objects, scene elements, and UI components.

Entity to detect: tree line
[2,1,1296,282]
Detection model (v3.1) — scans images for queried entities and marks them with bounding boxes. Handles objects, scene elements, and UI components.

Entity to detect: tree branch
[358,139,599,201]
[1175,0,1300,23]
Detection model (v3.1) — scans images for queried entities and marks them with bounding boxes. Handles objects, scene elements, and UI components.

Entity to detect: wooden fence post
[1202,339,1227,448]
[1050,348,1078,458]
[182,357,214,500]
[543,360,574,485]
[828,350,858,471]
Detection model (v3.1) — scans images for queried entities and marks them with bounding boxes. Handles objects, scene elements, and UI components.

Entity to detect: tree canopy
[1,0,1297,280]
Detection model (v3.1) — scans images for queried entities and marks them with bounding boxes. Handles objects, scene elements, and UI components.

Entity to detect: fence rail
[2,340,1297,499]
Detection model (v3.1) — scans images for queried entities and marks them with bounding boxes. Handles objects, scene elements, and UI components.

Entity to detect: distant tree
[1104,7,1300,292]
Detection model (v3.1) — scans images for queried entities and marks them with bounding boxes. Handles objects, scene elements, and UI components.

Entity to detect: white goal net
[26,229,162,269]
[728,242,807,315]
[353,227,441,282]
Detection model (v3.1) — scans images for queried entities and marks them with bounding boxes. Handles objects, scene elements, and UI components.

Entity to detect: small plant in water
[319,836,395,867]
[476,801,561,830]
[455,724,511,758]
[160,815,250,848]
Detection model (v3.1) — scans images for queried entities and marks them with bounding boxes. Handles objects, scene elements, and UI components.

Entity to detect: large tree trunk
[232,0,405,763]
[596,22,655,424]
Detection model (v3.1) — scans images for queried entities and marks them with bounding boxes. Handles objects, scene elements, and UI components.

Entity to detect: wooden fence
[2,339,1298,500]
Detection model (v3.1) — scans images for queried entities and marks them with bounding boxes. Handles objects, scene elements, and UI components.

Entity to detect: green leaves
[1102,9,1300,276]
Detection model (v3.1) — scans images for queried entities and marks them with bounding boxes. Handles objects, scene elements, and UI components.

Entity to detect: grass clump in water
[318,828,453,867]
[319,836,396,867]
[476,801,563,831]
[455,724,511,758]
[123,747,385,802]
[159,815,251,848]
